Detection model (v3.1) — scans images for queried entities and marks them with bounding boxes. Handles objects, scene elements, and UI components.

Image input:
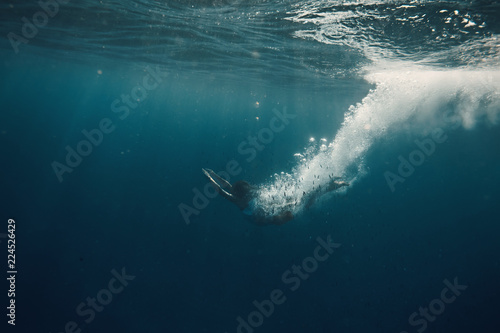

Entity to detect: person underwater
[202,168,349,226]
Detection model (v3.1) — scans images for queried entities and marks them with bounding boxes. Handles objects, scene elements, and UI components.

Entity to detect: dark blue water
[1,1,499,332]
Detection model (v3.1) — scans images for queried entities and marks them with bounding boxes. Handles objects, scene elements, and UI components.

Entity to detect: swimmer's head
[232,181,252,199]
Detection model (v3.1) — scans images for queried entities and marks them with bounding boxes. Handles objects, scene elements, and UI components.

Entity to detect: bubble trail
[256,67,500,217]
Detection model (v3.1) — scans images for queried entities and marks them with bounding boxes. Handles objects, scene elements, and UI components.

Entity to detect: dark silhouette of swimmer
[202,168,348,226]
[202,168,291,226]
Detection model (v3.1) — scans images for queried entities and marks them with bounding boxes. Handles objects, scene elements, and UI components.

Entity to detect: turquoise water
[1,1,499,332]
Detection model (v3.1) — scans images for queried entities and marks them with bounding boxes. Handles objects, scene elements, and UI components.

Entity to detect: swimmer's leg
[202,168,234,200]
[202,168,232,190]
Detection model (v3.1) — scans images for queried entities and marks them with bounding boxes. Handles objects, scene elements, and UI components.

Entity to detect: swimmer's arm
[326,179,349,192]
[334,180,349,189]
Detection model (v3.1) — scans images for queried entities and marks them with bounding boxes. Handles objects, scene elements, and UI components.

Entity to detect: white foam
[256,66,500,216]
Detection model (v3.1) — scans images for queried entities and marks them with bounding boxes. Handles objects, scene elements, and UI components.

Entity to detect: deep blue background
[1,50,499,333]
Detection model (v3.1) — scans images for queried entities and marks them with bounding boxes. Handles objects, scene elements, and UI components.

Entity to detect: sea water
[0,1,499,333]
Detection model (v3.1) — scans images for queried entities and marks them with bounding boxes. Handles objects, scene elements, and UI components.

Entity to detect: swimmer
[202,168,293,226]
[202,168,349,226]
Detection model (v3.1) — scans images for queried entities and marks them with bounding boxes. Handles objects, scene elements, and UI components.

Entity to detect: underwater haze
[1,0,499,332]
